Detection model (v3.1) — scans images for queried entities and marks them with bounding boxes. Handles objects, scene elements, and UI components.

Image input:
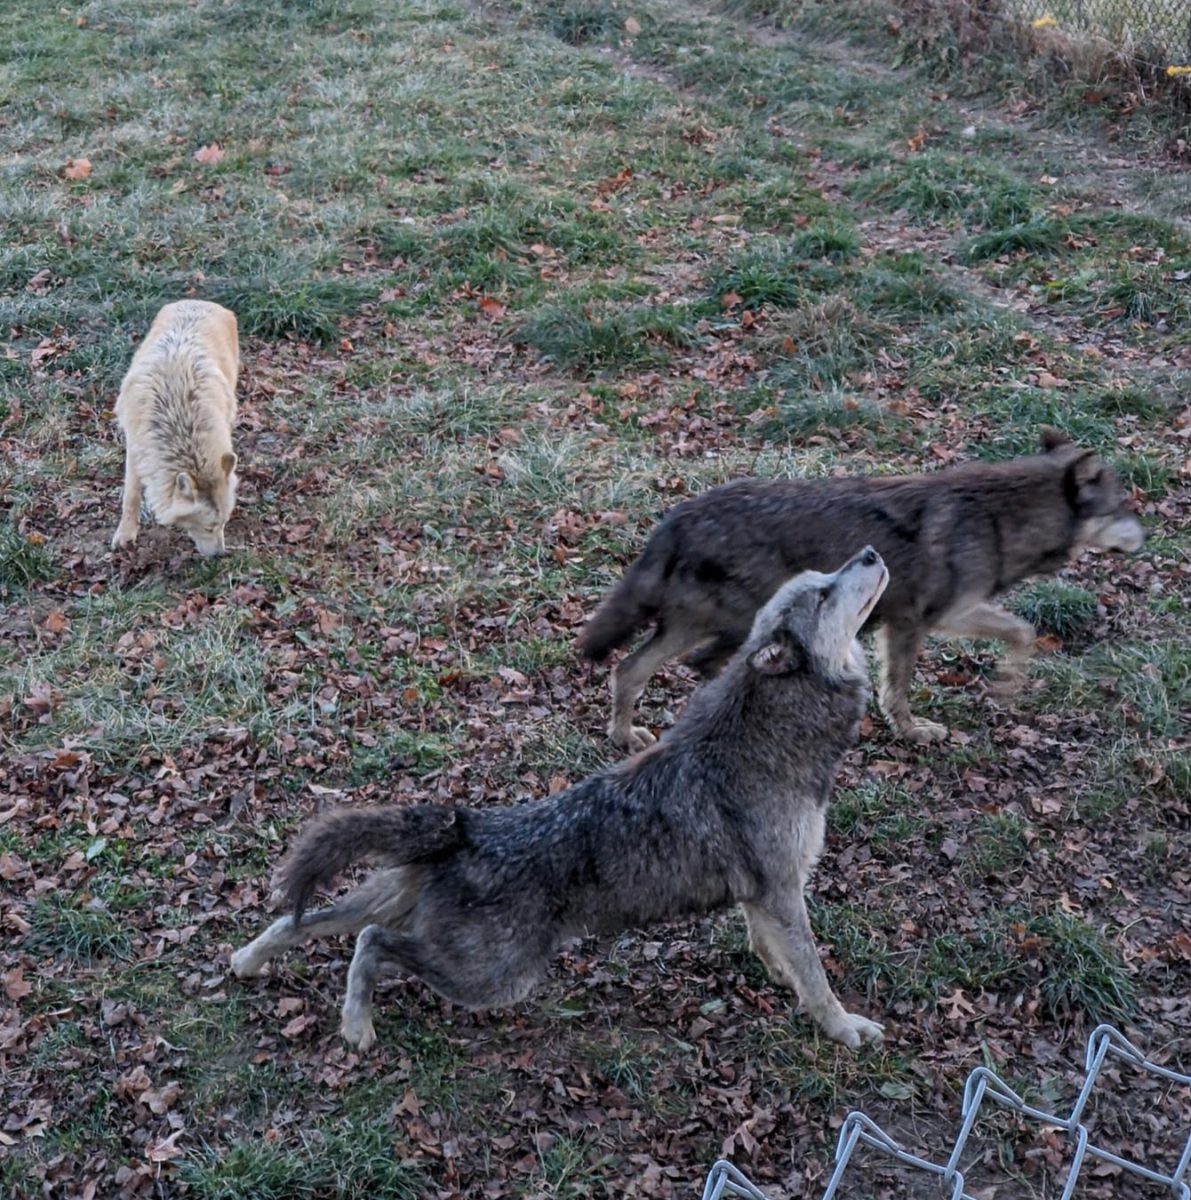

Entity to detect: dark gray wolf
[231,548,889,1052]
[579,431,1144,751]
[112,300,239,557]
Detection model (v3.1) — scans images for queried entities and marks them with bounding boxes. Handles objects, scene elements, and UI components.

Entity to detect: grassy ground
[2,0,1189,1196]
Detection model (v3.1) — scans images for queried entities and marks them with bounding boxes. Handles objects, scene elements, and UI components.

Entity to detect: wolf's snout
[845,545,883,574]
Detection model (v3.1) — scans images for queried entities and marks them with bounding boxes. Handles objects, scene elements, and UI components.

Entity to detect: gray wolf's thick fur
[232,548,890,1052]
[580,431,1145,751]
[112,300,240,557]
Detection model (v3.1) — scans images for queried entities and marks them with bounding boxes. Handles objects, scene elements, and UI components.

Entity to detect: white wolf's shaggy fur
[112,300,240,557]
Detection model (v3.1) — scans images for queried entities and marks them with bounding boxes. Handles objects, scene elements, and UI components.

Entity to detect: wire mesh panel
[701,1160,773,1200]
[700,1025,1191,1199]
[1007,0,1191,62]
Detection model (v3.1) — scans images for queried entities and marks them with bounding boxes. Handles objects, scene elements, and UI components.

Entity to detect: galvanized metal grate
[701,1024,1191,1199]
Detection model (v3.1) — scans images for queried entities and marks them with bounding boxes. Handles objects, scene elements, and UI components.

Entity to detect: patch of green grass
[1012,580,1099,641]
[790,220,861,262]
[728,175,835,231]
[1104,640,1191,737]
[27,1019,88,1072]
[852,152,1037,228]
[760,296,892,387]
[203,273,373,343]
[918,909,1134,1021]
[1024,912,1136,1022]
[811,900,910,1002]
[541,0,626,45]
[182,1121,426,1200]
[517,299,697,371]
[966,210,1191,264]
[1090,383,1171,420]
[709,245,809,309]
[961,811,1031,879]
[535,1132,606,1199]
[921,928,1016,995]
[586,1031,659,1100]
[961,385,1114,457]
[966,217,1071,262]
[343,727,451,784]
[0,521,55,596]
[762,387,906,444]
[8,596,280,763]
[857,266,967,318]
[1113,451,1175,497]
[830,781,924,846]
[707,228,854,309]
[28,894,134,966]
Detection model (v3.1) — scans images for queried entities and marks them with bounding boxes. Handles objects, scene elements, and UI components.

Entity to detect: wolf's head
[1041,428,1145,555]
[745,546,889,681]
[159,452,238,556]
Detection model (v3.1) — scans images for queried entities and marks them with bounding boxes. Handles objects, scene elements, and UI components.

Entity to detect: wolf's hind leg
[340,926,459,1050]
[230,903,370,979]
[875,624,947,744]
[340,924,396,1051]
[112,454,142,550]
[608,623,698,754]
[936,601,1035,693]
[743,895,884,1050]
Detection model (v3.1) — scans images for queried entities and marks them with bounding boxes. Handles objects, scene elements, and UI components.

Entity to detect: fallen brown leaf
[194,142,225,165]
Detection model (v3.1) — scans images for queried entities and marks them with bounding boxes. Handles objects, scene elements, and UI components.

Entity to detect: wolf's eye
[817,585,833,608]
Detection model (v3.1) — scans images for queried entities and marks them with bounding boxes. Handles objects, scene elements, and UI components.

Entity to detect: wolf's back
[279,805,460,919]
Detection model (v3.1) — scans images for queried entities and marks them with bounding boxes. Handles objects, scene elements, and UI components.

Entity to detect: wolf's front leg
[742,896,884,1050]
[875,624,947,744]
[112,453,142,550]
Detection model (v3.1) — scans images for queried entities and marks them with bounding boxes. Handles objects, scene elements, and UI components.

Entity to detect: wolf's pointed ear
[1041,426,1072,453]
[221,451,237,477]
[748,630,803,676]
[176,471,195,500]
[1063,450,1101,507]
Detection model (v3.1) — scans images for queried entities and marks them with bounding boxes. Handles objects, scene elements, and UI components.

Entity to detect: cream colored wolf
[112,300,240,557]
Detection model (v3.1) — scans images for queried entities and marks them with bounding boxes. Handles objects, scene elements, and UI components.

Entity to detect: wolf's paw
[611,724,656,755]
[340,1008,377,1052]
[230,944,266,979]
[825,1011,885,1050]
[111,525,139,551]
[901,719,947,745]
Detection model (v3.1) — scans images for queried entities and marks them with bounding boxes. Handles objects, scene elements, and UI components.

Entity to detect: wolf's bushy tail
[577,535,673,662]
[278,805,460,919]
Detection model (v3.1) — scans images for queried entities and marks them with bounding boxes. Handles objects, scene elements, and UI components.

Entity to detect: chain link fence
[1009,0,1191,65]
[700,1024,1191,1199]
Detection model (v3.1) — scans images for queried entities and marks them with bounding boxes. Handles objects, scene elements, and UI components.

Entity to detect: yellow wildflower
[1166,65,1191,76]
[1031,14,1058,28]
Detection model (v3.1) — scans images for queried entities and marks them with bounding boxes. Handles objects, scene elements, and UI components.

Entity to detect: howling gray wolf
[580,431,1145,751]
[231,548,890,1052]
[111,300,240,557]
